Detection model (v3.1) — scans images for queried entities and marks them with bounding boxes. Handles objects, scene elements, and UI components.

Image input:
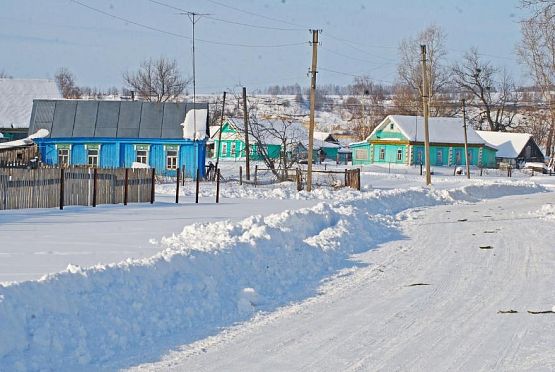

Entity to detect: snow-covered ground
[0,165,554,371]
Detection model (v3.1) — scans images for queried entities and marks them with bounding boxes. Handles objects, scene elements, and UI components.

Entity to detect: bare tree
[123,57,190,102]
[0,70,12,79]
[55,67,81,99]
[397,24,453,116]
[452,48,519,131]
[343,77,386,140]
[518,0,555,155]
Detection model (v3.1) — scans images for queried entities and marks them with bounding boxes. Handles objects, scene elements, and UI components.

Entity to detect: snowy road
[133,192,555,371]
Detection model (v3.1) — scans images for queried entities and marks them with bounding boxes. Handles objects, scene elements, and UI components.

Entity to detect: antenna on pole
[180,11,210,138]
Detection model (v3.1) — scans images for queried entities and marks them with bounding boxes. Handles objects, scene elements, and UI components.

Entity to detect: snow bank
[0,182,545,370]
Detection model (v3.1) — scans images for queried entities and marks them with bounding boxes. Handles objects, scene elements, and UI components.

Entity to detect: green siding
[351,142,371,165]
[371,144,407,164]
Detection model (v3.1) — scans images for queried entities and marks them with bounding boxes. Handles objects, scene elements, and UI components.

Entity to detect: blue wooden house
[28,100,209,177]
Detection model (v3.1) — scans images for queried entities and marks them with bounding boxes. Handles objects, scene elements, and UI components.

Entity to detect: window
[355,149,368,160]
[379,148,385,160]
[397,149,403,161]
[87,149,99,167]
[467,150,472,164]
[136,150,148,164]
[221,142,228,156]
[455,150,462,165]
[58,148,70,165]
[390,123,394,130]
[416,149,423,164]
[166,150,178,170]
[436,149,443,165]
[231,142,237,156]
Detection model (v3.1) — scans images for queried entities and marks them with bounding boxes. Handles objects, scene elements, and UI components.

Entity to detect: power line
[319,67,396,85]
[204,0,306,28]
[70,0,307,48]
[148,0,304,31]
[320,46,394,67]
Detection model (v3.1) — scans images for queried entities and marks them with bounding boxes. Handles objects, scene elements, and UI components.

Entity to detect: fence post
[239,166,243,186]
[254,165,258,187]
[124,168,129,206]
[182,165,186,186]
[480,167,483,177]
[195,168,200,204]
[357,168,361,191]
[59,168,64,210]
[344,168,348,187]
[176,167,180,204]
[420,162,423,176]
[150,168,155,204]
[216,169,221,203]
[92,168,98,207]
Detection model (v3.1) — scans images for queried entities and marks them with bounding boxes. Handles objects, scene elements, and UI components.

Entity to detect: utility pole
[182,11,209,135]
[420,45,432,186]
[215,91,226,173]
[307,29,320,192]
[243,87,251,180]
[462,98,471,179]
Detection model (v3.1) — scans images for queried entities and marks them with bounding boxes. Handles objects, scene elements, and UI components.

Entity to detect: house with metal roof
[0,79,61,140]
[351,115,497,168]
[475,130,544,167]
[211,118,340,162]
[28,100,209,177]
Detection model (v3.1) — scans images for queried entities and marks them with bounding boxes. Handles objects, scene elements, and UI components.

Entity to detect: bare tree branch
[123,57,191,102]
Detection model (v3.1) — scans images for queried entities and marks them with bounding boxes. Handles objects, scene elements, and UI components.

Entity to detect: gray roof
[0,79,61,129]
[28,100,209,139]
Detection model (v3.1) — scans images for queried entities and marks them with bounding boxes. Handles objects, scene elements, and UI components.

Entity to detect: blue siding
[121,144,135,168]
[100,143,118,168]
[42,144,58,165]
[35,138,206,176]
[71,144,87,165]
[149,144,165,172]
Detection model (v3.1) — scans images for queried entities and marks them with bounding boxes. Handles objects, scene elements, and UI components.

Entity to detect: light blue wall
[36,138,207,177]
[100,143,118,168]
[71,144,87,165]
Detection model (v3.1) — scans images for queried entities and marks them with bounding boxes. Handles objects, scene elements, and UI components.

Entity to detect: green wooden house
[351,115,497,168]
[211,119,281,160]
[211,118,337,162]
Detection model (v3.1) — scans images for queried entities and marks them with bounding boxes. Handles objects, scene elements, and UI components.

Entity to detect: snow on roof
[475,131,532,159]
[181,109,208,140]
[371,115,489,146]
[0,79,61,129]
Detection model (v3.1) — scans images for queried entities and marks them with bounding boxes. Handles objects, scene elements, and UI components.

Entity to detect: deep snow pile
[0,181,545,370]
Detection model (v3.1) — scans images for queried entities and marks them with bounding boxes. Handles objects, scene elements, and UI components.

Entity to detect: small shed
[28,100,209,177]
[476,131,544,168]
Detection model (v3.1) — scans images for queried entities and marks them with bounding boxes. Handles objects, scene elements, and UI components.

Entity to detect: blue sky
[0,0,527,93]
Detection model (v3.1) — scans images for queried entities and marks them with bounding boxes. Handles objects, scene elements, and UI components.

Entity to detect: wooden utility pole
[420,45,432,186]
[214,91,226,172]
[462,99,471,179]
[243,87,251,180]
[307,29,320,192]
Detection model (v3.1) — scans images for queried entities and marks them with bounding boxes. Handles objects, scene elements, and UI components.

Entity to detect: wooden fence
[0,167,155,210]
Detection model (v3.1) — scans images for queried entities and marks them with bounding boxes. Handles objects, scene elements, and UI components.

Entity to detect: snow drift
[0,181,545,370]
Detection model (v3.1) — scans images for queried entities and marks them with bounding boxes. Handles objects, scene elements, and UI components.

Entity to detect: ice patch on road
[0,181,545,371]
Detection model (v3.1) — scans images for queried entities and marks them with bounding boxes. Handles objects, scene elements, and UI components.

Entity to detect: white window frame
[87,149,99,167]
[166,149,178,170]
[397,149,402,161]
[230,142,237,156]
[221,142,228,156]
[136,149,148,164]
[58,148,70,165]
[379,148,385,160]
